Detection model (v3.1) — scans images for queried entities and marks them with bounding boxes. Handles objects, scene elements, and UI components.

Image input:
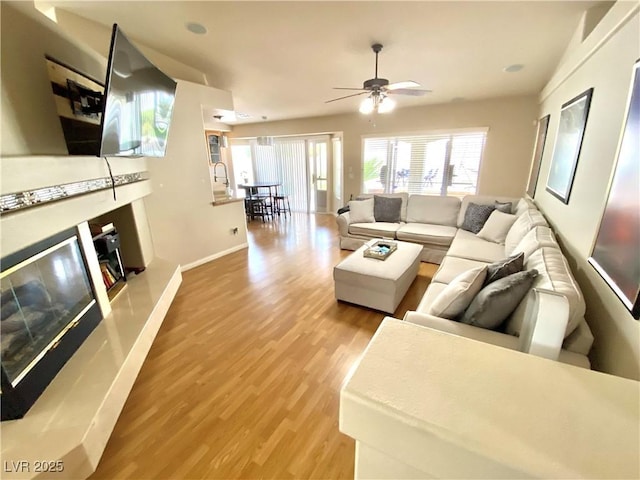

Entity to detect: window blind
[362,131,487,196]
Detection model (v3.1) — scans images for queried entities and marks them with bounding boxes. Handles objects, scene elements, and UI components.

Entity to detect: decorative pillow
[374,195,402,223]
[426,266,487,319]
[460,269,539,330]
[348,198,375,223]
[477,210,518,244]
[494,201,513,213]
[461,203,496,234]
[485,252,525,285]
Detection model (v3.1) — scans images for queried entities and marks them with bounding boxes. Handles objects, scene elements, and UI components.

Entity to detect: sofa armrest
[518,288,568,361]
[336,212,351,236]
[403,311,521,351]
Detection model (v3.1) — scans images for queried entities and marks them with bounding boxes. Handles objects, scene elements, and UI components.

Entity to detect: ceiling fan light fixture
[378,96,396,113]
[359,96,375,114]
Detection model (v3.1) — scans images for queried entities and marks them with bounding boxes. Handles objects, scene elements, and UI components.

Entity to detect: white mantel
[0,155,181,479]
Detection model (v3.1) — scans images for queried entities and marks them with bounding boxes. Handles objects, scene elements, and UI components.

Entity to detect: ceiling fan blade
[333,87,369,91]
[387,80,421,90]
[387,88,432,96]
[325,91,369,103]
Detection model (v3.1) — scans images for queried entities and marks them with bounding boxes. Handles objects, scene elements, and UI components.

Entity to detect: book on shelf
[100,260,119,279]
[89,222,115,236]
[99,262,116,288]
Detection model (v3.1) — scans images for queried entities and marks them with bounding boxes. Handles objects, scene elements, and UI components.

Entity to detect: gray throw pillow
[459,269,539,330]
[485,252,525,285]
[494,201,513,213]
[374,195,402,223]
[461,203,496,233]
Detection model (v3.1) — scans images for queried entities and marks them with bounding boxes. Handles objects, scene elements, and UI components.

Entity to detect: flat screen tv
[47,24,177,157]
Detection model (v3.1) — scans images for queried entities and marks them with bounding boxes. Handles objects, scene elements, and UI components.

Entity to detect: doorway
[230,134,340,214]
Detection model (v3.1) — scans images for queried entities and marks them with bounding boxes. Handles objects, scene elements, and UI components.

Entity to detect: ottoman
[334,240,422,313]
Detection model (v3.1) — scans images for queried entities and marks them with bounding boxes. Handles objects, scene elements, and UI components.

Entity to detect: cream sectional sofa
[336,193,594,367]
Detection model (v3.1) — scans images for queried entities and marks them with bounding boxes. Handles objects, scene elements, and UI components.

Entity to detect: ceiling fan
[326,43,431,114]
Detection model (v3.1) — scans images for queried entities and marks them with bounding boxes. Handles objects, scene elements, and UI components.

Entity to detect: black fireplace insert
[1,227,103,420]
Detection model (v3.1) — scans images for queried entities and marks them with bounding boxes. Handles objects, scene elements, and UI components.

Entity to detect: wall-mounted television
[47,24,177,158]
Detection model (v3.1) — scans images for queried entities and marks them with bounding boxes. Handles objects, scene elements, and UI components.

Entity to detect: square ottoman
[334,240,422,313]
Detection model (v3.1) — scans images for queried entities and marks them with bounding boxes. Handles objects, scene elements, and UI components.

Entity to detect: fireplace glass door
[1,228,102,420]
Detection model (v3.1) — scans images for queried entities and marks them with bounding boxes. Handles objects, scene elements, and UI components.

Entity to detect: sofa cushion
[494,201,513,213]
[349,222,401,238]
[432,256,488,284]
[403,311,590,368]
[406,195,461,226]
[396,223,457,246]
[349,198,374,223]
[460,269,538,329]
[461,203,496,234]
[514,197,535,216]
[505,247,586,338]
[512,226,559,260]
[426,266,487,319]
[485,252,525,285]
[358,193,409,222]
[457,195,518,227]
[477,210,518,244]
[416,282,448,313]
[447,229,508,263]
[504,209,549,254]
[374,195,402,223]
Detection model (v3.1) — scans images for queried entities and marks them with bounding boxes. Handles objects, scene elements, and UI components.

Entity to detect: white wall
[534,2,640,380]
[143,80,248,268]
[0,2,153,258]
[1,2,247,270]
[230,95,539,200]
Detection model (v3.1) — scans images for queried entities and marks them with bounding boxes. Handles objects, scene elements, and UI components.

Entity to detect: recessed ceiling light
[504,64,524,73]
[186,22,207,35]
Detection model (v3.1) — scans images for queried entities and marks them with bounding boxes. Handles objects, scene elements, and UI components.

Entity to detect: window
[362,130,487,196]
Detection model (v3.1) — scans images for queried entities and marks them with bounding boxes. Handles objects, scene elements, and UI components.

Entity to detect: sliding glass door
[231,135,336,213]
[308,137,329,213]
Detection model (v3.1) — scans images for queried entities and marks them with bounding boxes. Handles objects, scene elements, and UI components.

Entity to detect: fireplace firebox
[1,227,103,421]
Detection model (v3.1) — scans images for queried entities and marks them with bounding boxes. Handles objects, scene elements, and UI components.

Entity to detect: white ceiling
[49,1,602,125]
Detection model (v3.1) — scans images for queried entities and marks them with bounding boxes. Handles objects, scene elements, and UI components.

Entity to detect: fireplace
[1,227,102,421]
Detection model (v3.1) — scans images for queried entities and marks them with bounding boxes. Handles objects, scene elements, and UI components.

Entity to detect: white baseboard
[180,243,248,272]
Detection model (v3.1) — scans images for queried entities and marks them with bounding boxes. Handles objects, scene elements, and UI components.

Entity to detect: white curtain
[275,139,308,212]
[250,138,309,212]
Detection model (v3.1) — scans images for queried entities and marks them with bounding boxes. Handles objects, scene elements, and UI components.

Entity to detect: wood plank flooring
[90,213,436,479]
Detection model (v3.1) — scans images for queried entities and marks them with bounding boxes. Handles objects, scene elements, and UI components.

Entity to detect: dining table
[238,182,282,221]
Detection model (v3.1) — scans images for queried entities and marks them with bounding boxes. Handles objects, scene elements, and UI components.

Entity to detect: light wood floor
[90,213,437,479]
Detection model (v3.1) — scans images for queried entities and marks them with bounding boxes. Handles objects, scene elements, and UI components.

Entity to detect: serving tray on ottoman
[334,239,422,314]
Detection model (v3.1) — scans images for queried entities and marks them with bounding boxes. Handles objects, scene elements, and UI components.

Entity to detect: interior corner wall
[534,7,640,380]
[142,80,248,268]
[229,95,539,200]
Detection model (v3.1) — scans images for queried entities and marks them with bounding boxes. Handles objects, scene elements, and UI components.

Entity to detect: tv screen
[100,24,177,157]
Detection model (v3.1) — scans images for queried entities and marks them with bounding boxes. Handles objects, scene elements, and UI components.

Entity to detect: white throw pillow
[477,210,518,244]
[348,198,375,223]
[426,266,487,319]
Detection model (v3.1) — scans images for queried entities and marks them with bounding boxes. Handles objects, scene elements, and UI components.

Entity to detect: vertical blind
[250,138,309,212]
[362,131,487,196]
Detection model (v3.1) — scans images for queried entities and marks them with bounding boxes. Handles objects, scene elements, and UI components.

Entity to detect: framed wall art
[546,88,593,204]
[526,114,550,198]
[588,60,640,319]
